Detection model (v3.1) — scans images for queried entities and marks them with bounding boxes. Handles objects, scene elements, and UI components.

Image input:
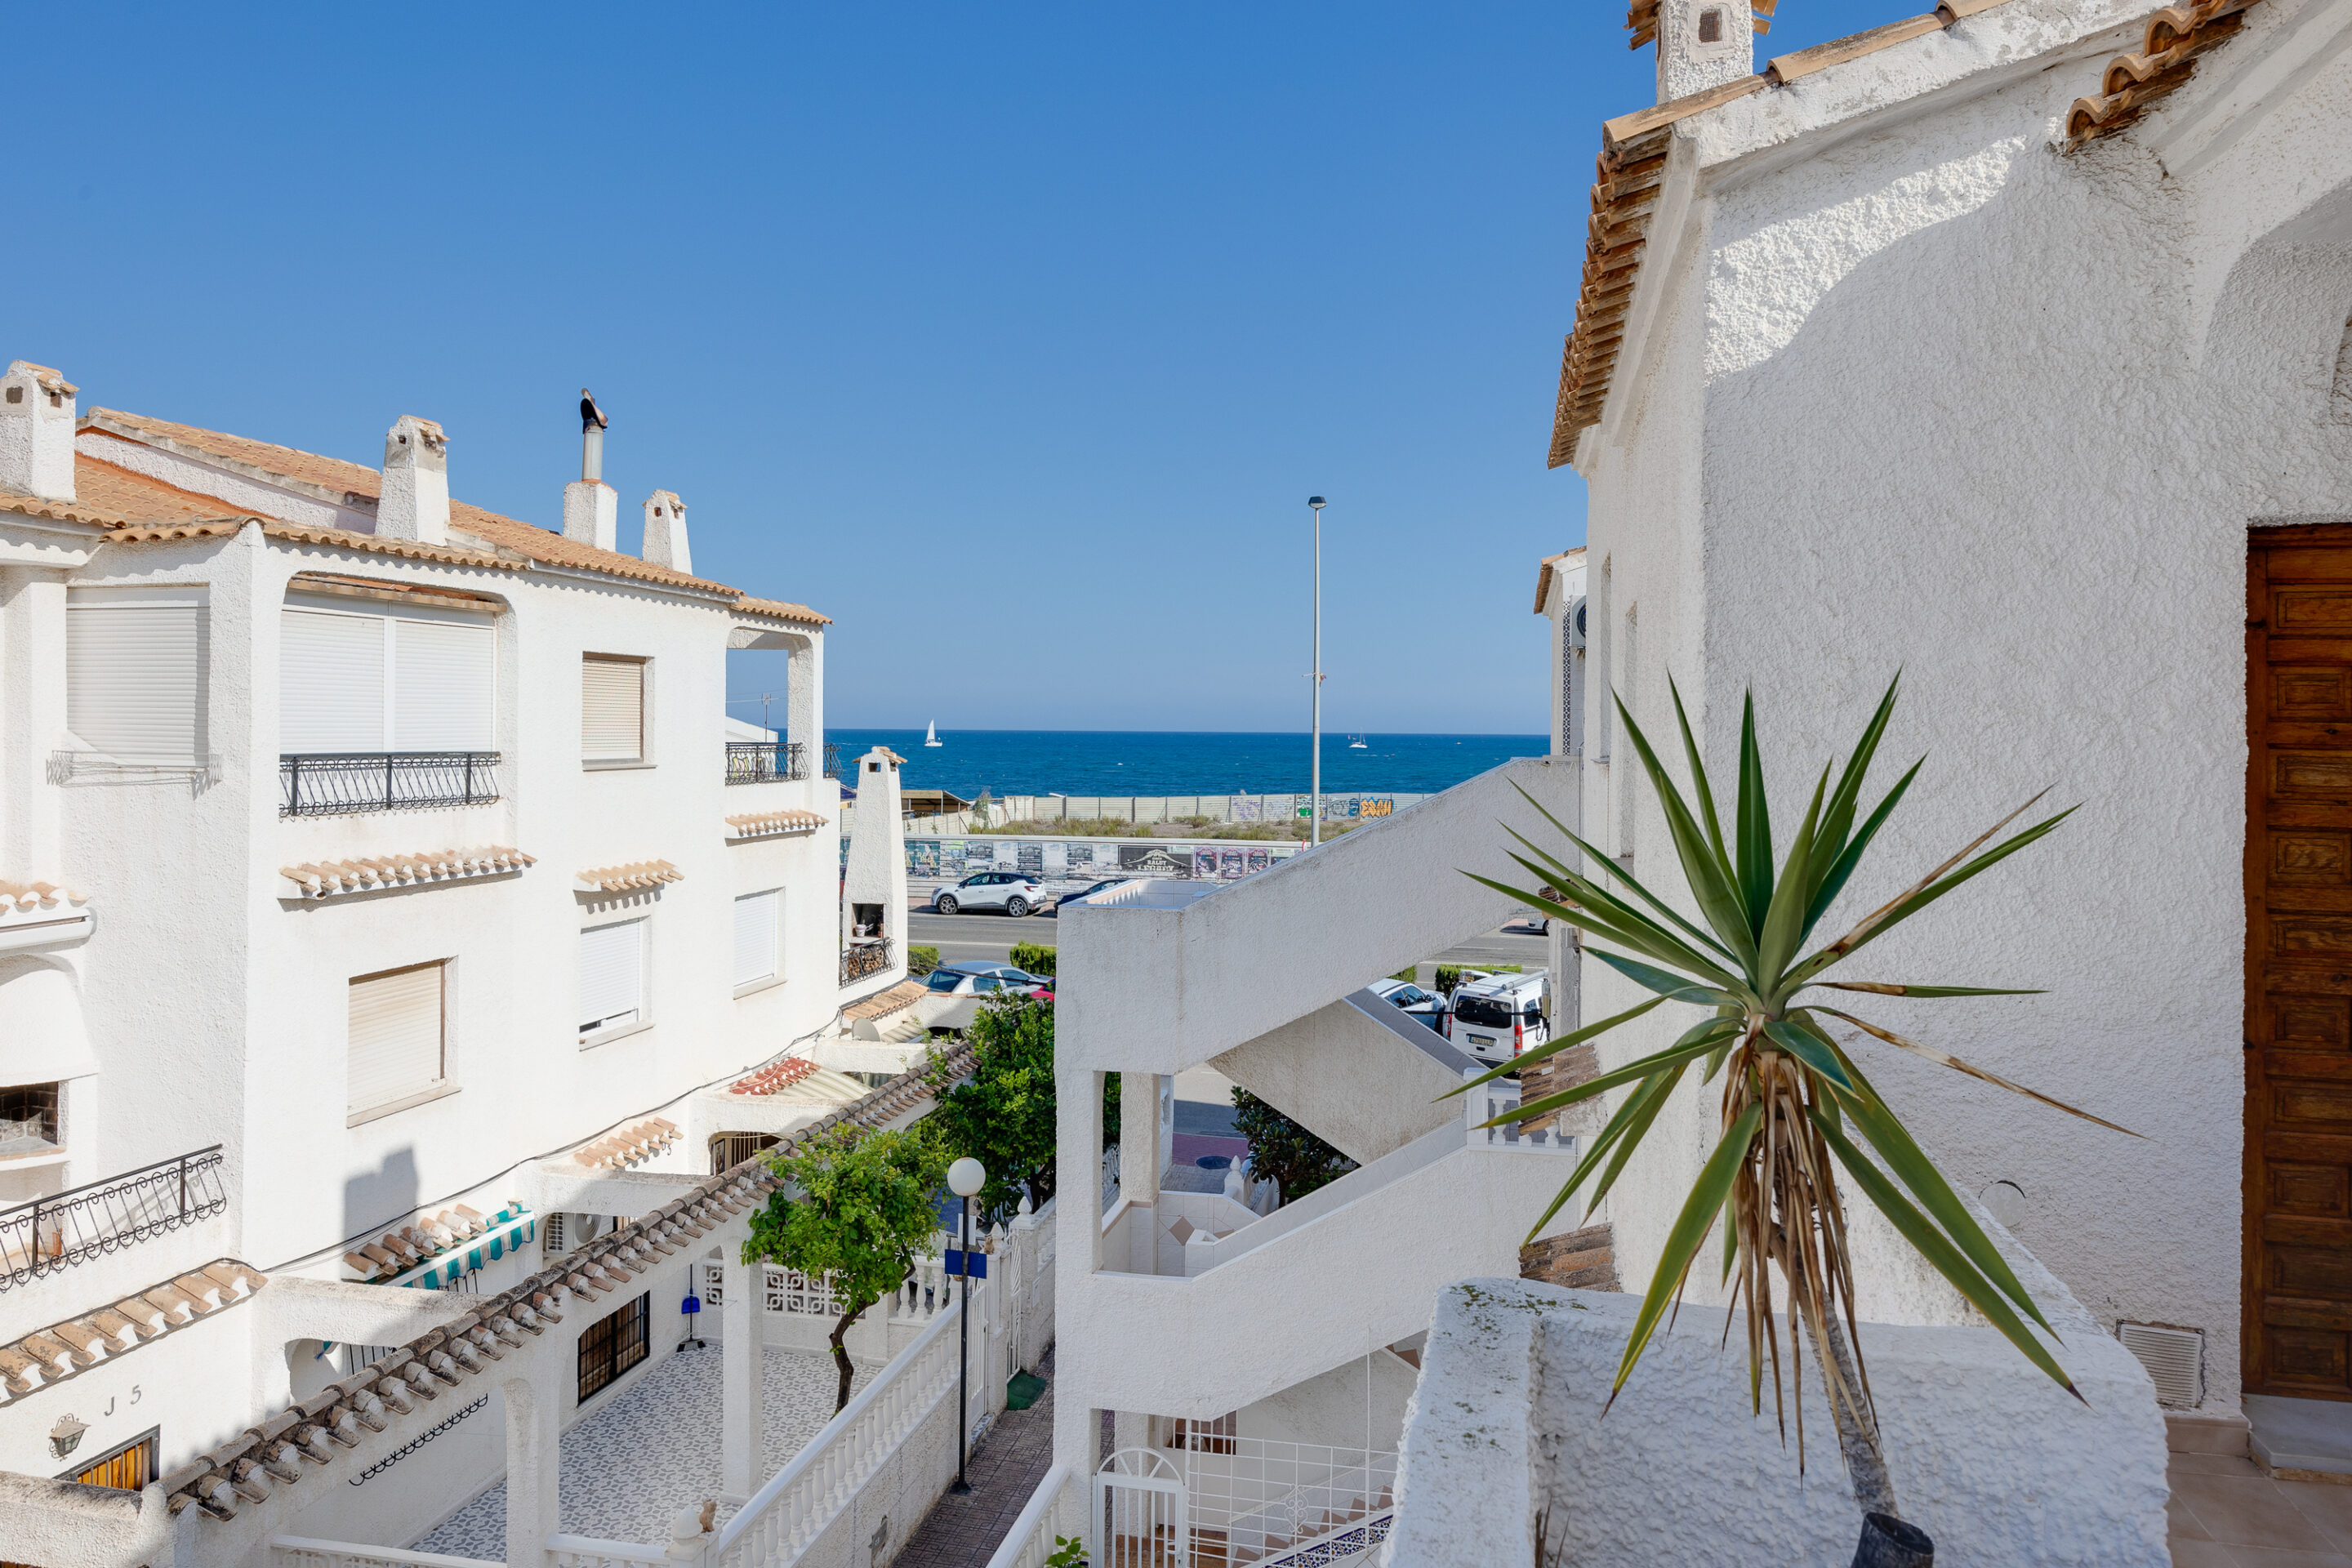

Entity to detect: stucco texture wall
[1566,3,2352,1415]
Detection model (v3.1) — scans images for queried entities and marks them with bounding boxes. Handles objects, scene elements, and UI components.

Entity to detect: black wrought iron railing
[724,741,807,784]
[280,753,501,817]
[840,940,894,987]
[823,742,844,780]
[1,1145,227,1290]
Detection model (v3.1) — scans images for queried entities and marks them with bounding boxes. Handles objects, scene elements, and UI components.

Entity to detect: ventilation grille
[2118,1321,2203,1408]
[543,1211,568,1256]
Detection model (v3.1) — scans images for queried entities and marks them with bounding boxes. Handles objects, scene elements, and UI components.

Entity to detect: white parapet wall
[1389,1262,2169,1568]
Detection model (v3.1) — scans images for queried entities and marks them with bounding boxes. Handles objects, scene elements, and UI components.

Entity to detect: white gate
[1095,1446,1187,1568]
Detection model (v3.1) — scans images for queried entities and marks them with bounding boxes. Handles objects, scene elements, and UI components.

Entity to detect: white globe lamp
[949,1157,987,1197]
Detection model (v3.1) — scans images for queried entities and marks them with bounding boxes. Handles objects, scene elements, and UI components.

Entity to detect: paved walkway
[415,1346,875,1557]
[2169,1449,2352,1565]
[891,1350,1060,1568]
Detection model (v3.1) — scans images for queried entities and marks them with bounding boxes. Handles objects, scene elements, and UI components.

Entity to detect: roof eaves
[0,481,136,532]
[2065,0,2262,144]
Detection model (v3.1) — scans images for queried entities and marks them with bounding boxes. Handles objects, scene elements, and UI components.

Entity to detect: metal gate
[1095,1447,1187,1568]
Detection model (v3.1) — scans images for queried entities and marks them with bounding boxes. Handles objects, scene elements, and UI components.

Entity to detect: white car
[932,871,1047,917]
[1446,969,1550,1067]
[1367,978,1446,1030]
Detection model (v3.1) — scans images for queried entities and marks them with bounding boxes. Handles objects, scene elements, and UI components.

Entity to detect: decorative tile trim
[280,847,533,900]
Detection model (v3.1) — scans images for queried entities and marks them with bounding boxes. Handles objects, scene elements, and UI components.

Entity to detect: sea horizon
[821,727,1550,799]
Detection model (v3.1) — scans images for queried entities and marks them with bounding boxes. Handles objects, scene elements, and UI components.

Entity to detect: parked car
[1446,969,1550,1067]
[923,962,1053,1000]
[1046,876,1127,914]
[932,871,1048,916]
[1368,977,1446,1029]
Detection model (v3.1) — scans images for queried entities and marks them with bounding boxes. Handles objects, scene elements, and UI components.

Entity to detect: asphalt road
[905,904,1551,975]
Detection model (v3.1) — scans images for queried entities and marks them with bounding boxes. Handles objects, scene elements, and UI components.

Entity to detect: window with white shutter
[582,656,647,764]
[282,608,387,752]
[734,890,780,988]
[348,963,447,1116]
[580,919,647,1040]
[67,590,207,761]
[281,599,494,754]
[394,617,496,750]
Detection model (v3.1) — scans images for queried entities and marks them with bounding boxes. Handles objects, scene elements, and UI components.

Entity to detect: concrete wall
[1566,0,2352,1417]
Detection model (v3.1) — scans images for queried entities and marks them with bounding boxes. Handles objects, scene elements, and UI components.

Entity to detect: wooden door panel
[2250,530,2352,1398]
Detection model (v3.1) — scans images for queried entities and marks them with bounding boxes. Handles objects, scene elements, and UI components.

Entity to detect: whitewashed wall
[1567,0,2352,1417]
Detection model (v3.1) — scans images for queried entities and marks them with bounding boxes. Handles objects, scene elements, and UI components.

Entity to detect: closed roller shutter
[580,919,645,1038]
[581,657,644,762]
[735,890,779,987]
[349,964,445,1114]
[394,617,496,750]
[281,608,387,752]
[67,595,206,760]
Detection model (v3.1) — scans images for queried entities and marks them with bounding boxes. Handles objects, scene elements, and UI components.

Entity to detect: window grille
[577,1291,650,1402]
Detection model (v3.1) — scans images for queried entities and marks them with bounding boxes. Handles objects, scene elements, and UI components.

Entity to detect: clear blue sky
[14,2,1896,733]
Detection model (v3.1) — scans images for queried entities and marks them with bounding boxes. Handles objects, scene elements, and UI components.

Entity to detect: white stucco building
[0,360,945,1564]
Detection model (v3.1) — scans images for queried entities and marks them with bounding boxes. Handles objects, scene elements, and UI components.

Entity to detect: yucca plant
[1459,675,2133,1550]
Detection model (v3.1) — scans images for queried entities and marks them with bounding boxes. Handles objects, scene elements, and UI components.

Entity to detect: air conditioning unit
[2118,1321,2203,1408]
[1570,596,1588,649]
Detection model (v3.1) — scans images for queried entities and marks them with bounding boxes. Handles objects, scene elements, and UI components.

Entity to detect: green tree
[743,1125,946,1411]
[1230,1088,1355,1201]
[922,996,1115,1214]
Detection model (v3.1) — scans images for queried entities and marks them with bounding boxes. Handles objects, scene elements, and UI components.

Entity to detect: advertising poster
[909,841,939,875]
[1066,844,1096,869]
[1120,844,1192,875]
[1017,842,1045,873]
[1218,849,1245,879]
[1245,849,1270,875]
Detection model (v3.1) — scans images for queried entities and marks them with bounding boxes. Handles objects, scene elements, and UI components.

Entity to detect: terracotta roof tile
[574,859,684,893]
[843,979,930,1022]
[80,408,829,621]
[2065,0,2261,143]
[0,479,141,531]
[162,1042,973,1521]
[732,1057,820,1095]
[571,1118,680,1170]
[725,809,826,839]
[279,847,534,900]
[0,1260,263,1402]
[73,451,259,523]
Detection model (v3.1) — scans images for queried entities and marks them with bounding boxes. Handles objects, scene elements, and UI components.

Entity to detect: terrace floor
[415,1346,875,1557]
[2169,1451,2352,1566]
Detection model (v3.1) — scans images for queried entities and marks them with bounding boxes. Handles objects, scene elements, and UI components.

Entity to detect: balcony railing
[280,753,501,817]
[823,742,844,780]
[1,1145,227,1290]
[725,740,807,784]
[840,940,894,987]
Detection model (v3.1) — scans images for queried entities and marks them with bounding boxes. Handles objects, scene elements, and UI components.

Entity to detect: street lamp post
[947,1156,987,1494]
[1307,496,1327,848]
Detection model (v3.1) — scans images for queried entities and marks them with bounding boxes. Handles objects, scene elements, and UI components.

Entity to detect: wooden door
[2247,528,2352,1397]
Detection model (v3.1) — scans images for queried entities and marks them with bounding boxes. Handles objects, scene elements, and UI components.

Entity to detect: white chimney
[379,416,450,544]
[564,479,617,552]
[0,361,78,501]
[1658,0,1757,102]
[642,491,690,574]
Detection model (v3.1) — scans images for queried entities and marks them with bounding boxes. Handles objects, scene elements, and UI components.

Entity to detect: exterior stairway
[1057,756,1588,1425]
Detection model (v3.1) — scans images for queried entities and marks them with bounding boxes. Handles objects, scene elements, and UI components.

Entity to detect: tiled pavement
[415,1346,875,1557]
[2171,1451,2352,1566]
[890,1350,1060,1568]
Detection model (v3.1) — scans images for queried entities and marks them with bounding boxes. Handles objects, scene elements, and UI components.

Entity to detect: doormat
[1006,1370,1048,1410]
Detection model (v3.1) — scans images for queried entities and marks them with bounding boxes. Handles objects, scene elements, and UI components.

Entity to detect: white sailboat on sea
[924,720,942,747]
[1348,733,1368,749]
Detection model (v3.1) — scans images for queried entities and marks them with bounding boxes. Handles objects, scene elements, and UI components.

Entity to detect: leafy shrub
[1009,942,1057,978]
[908,945,941,976]
[1231,1087,1356,1201]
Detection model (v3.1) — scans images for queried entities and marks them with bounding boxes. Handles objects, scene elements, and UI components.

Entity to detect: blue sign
[944,1250,988,1279]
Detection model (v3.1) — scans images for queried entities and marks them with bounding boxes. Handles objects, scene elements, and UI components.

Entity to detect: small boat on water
[924,720,942,747]
[1348,733,1368,749]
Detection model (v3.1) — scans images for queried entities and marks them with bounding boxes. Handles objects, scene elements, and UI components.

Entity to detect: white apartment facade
[0,359,915,1559]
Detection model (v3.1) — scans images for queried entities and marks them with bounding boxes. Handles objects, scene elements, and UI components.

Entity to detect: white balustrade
[704,1285,971,1568]
[545,1535,674,1568]
[1461,1066,1575,1153]
[1178,1438,1399,1566]
[982,1464,1086,1568]
[271,1538,489,1568]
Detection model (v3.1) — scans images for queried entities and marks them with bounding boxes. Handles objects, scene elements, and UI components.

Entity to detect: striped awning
[388,1207,537,1290]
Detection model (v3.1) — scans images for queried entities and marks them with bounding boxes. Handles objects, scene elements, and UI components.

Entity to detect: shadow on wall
[345,1145,421,1266]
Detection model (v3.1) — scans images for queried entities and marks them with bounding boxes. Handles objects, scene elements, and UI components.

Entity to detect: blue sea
[822,729,1548,799]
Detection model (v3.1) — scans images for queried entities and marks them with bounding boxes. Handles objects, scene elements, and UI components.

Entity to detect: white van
[1446,970,1549,1067]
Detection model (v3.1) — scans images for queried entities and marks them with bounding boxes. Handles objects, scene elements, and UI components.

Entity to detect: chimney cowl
[641,490,690,574]
[378,415,451,545]
[0,360,78,502]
